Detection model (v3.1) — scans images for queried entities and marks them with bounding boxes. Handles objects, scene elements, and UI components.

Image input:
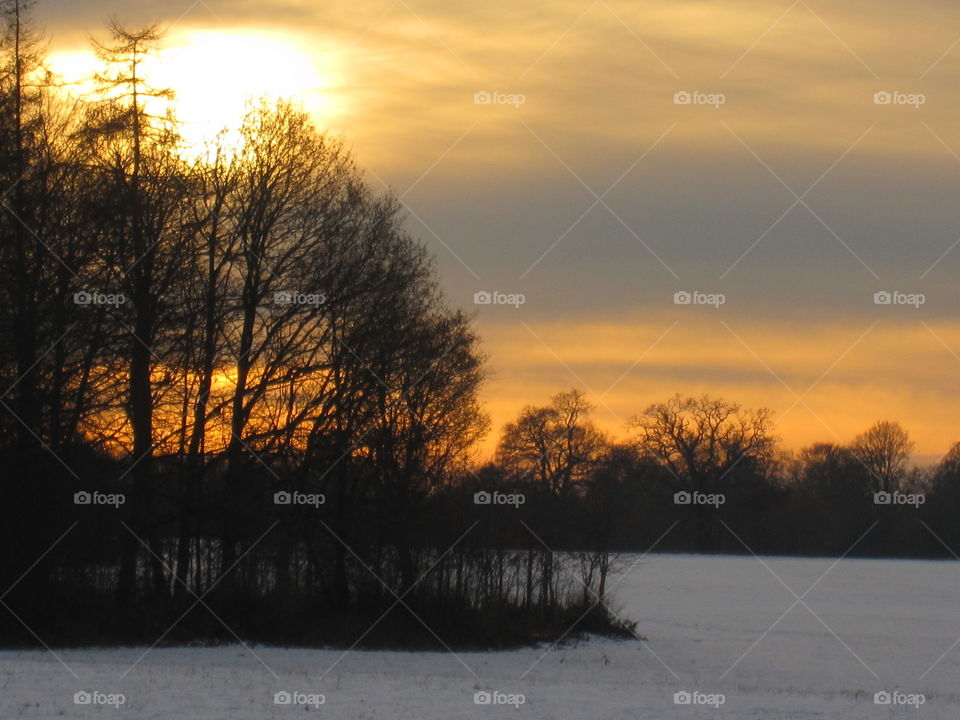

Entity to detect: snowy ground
[3,553,960,718]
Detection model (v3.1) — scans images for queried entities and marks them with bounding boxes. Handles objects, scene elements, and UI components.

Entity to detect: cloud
[34,0,960,458]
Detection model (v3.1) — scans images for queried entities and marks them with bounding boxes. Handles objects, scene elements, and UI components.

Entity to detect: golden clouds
[40,0,960,168]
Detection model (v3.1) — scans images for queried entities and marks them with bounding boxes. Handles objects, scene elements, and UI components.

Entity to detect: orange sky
[476,314,960,460]
[38,0,960,461]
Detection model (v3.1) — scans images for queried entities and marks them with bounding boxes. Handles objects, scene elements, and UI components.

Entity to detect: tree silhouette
[850,420,914,493]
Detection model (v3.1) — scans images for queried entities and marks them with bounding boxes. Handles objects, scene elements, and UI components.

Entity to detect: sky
[36,0,960,460]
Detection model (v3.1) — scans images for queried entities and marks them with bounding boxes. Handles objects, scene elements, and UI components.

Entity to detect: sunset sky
[38,0,960,460]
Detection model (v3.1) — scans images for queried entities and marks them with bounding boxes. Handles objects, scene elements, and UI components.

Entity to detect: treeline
[483,389,960,561]
[0,6,625,648]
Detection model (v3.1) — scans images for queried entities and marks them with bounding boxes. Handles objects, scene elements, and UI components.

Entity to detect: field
[3,553,958,718]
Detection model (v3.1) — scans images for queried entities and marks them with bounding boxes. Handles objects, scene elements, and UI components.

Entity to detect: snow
[3,553,960,718]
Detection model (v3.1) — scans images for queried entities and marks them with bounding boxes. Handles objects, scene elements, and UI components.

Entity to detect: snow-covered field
[3,553,960,718]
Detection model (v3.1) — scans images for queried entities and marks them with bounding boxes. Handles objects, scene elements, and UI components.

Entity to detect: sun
[48,29,342,156]
[148,31,341,153]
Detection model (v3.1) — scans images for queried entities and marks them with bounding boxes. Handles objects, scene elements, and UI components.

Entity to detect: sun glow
[49,30,342,155]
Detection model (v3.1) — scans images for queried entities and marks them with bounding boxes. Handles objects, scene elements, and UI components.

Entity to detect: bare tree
[85,20,189,603]
[497,389,606,612]
[850,420,914,493]
[497,389,606,496]
[630,394,775,490]
[0,0,47,444]
[630,394,775,549]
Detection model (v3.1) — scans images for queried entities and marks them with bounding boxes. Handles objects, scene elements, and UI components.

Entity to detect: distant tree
[792,443,864,494]
[786,442,874,552]
[496,389,607,496]
[849,420,914,493]
[926,442,960,550]
[630,394,776,549]
[934,442,960,482]
[630,394,776,491]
